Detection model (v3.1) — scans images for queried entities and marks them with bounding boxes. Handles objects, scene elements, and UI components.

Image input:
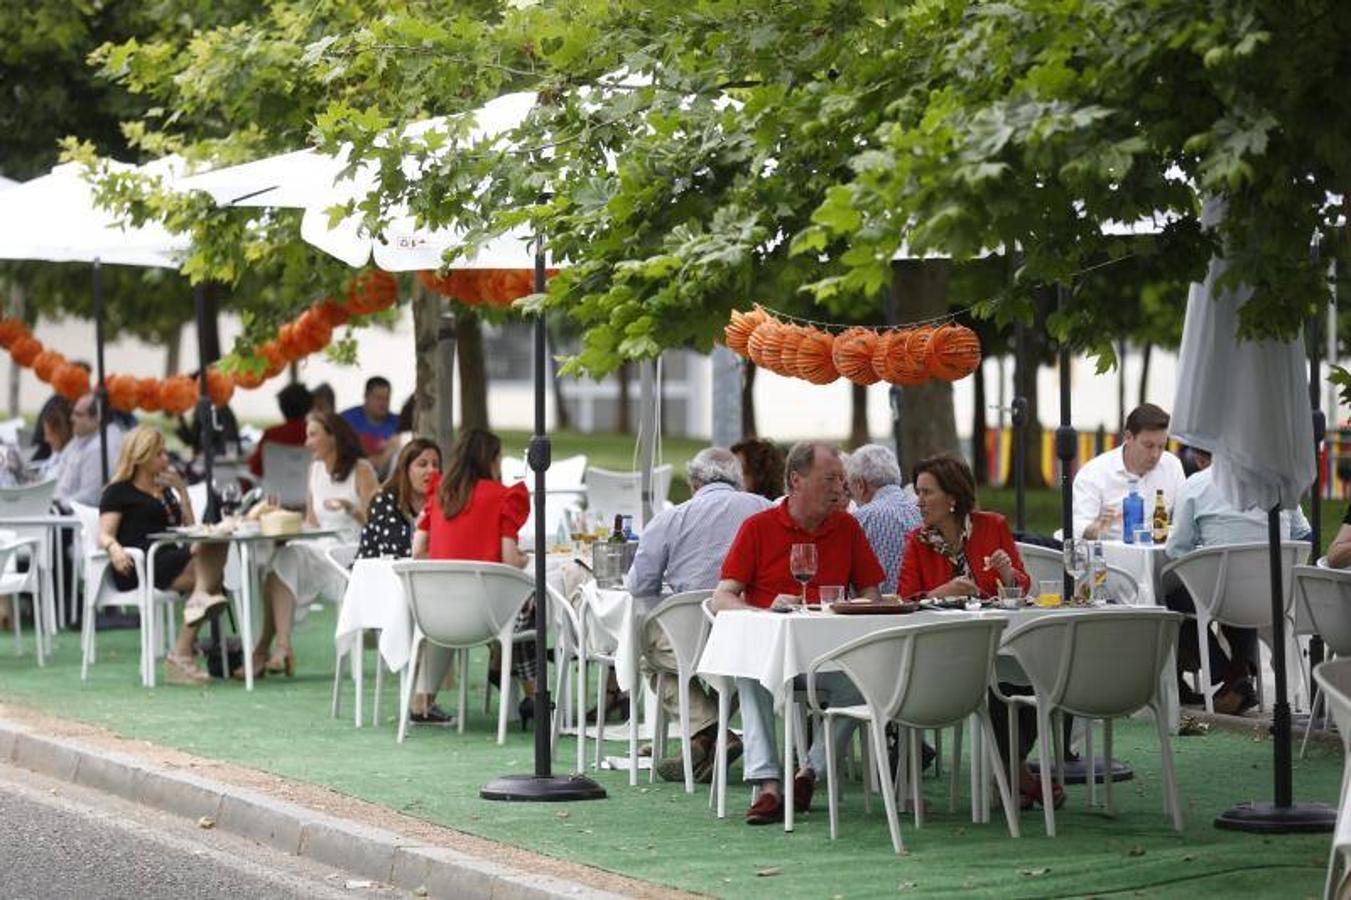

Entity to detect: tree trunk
[971,354,988,485]
[848,383,869,449]
[411,286,442,440]
[457,310,489,432]
[547,325,572,431]
[616,361,631,434]
[8,283,24,417]
[893,260,961,469]
[1015,305,1049,490]
[1138,341,1153,409]
[200,283,223,365]
[164,323,182,377]
[741,361,758,438]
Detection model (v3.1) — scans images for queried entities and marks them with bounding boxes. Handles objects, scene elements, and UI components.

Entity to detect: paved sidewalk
[0,705,681,900]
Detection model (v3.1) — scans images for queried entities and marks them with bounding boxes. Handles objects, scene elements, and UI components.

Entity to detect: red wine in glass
[789,543,818,609]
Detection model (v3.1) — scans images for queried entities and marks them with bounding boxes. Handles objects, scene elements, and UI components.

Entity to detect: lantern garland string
[752,302,978,334]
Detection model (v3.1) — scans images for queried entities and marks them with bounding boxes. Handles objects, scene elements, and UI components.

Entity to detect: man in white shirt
[1072,403,1186,540]
[56,393,124,509]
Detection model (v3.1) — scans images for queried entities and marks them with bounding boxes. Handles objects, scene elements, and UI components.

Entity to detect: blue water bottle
[1121,478,1144,544]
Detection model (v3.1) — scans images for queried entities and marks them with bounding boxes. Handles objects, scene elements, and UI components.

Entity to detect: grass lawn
[0,609,1340,899]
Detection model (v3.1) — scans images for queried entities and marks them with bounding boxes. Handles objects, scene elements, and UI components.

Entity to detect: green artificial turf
[0,609,1341,899]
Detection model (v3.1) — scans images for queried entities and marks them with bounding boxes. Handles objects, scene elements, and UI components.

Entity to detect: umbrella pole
[93,260,109,484]
[194,284,218,524]
[481,242,605,804]
[1012,317,1027,534]
[1054,284,1075,587]
[1214,506,1335,832]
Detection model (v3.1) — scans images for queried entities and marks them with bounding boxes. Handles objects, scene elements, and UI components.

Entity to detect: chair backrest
[260,443,311,510]
[548,583,582,658]
[1105,564,1140,604]
[70,501,102,559]
[323,542,360,584]
[1314,657,1351,757]
[1016,542,1062,587]
[0,478,57,518]
[551,454,588,491]
[500,454,529,485]
[391,560,534,650]
[1001,609,1181,718]
[809,618,1008,729]
[1293,565,1351,656]
[643,590,713,674]
[586,464,673,525]
[701,596,717,627]
[1161,541,1306,628]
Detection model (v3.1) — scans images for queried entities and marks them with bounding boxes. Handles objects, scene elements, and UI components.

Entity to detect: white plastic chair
[70,502,180,687]
[1160,541,1308,714]
[581,586,640,785]
[0,478,58,649]
[260,443,311,510]
[805,618,1019,854]
[391,560,536,745]
[643,590,714,793]
[1015,541,1138,603]
[1313,657,1351,900]
[585,465,673,528]
[324,543,383,726]
[0,536,43,663]
[547,583,587,774]
[997,609,1184,837]
[1294,566,1351,757]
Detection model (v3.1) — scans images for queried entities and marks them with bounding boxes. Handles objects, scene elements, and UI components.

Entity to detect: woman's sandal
[265,647,295,677]
[231,651,269,681]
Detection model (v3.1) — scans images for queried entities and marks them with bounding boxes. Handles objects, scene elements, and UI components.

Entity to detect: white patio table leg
[239,542,256,691]
[783,682,796,833]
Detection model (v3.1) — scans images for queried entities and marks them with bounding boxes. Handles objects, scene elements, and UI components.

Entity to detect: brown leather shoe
[745,791,784,825]
[793,770,816,813]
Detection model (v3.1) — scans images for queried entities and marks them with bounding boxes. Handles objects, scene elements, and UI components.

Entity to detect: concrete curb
[0,718,626,899]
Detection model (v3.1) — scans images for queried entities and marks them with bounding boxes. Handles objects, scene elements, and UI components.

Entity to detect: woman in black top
[357,438,440,560]
[98,427,229,686]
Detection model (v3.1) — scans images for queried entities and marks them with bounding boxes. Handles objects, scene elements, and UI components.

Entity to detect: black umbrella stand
[481,245,606,803]
[1215,507,1335,833]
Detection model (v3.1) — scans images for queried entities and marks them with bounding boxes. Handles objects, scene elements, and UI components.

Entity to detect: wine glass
[789,543,818,609]
[1063,539,1088,600]
[218,479,242,518]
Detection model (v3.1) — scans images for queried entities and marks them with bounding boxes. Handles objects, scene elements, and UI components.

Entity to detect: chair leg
[1104,718,1115,815]
[862,729,873,816]
[649,673,665,785]
[932,727,943,779]
[869,721,905,855]
[79,595,95,682]
[497,638,513,745]
[1301,688,1324,760]
[979,711,1020,838]
[397,637,423,744]
[1152,702,1184,831]
[948,721,962,814]
[373,656,385,728]
[1035,704,1057,837]
[678,674,695,794]
[457,649,469,734]
[1052,711,1066,791]
[550,648,566,760]
[909,729,923,828]
[575,653,587,776]
[593,662,608,772]
[824,712,840,840]
[1197,613,1215,714]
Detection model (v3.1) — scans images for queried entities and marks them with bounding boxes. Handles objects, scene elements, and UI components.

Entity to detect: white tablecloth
[1100,540,1171,607]
[578,581,642,692]
[334,558,412,672]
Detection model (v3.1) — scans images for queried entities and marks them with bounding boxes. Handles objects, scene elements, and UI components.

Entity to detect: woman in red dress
[897,455,1058,809]
[412,429,540,728]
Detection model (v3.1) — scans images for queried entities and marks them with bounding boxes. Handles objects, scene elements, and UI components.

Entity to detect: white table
[0,513,80,655]
[335,558,414,674]
[1100,540,1171,607]
[149,527,337,690]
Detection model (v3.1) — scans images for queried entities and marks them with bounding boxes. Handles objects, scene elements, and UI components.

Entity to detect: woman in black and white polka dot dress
[357,437,441,561]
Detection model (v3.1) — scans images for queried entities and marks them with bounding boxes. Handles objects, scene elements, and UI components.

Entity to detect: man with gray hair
[846,443,921,594]
[626,446,771,782]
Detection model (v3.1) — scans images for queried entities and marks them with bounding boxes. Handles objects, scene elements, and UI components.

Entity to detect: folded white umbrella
[1171,199,1313,511]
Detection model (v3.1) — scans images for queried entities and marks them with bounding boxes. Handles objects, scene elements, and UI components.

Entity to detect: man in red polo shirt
[713,442,885,825]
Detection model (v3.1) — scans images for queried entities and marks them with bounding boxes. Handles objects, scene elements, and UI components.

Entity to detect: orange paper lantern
[32,350,66,383]
[831,327,881,385]
[257,341,287,378]
[206,368,235,407]
[232,367,265,390]
[106,374,139,413]
[159,375,199,416]
[347,270,398,315]
[11,336,42,368]
[294,309,334,356]
[52,364,90,401]
[312,298,351,328]
[890,327,934,385]
[136,378,163,412]
[723,306,767,357]
[0,319,27,349]
[795,329,840,384]
[775,325,811,377]
[927,323,982,381]
[746,319,787,373]
[277,322,308,362]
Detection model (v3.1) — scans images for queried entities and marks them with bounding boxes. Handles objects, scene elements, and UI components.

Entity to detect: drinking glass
[218,479,242,518]
[1063,539,1087,581]
[819,585,845,607]
[1036,580,1062,608]
[997,584,1024,609]
[1135,528,1153,546]
[789,543,818,609]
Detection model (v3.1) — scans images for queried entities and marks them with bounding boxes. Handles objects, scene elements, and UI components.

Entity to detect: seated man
[1164,446,1311,714]
[846,443,921,594]
[626,447,771,782]
[247,382,312,478]
[56,393,124,509]
[712,442,884,825]
[1073,403,1186,540]
[341,376,398,472]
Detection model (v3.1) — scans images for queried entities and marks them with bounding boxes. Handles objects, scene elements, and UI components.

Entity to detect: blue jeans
[737,672,862,783]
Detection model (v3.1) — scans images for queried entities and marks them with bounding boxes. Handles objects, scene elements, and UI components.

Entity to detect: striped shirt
[852,483,923,594]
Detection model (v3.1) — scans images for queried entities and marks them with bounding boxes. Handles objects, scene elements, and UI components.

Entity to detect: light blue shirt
[625,482,772,599]
[852,483,923,594]
[1165,467,1312,559]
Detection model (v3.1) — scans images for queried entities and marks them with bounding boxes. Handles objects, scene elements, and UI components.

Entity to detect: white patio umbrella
[0,160,190,478]
[1171,197,1333,832]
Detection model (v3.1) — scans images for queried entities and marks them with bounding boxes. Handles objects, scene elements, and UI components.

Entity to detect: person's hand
[158,467,186,493]
[770,593,802,611]
[941,576,980,596]
[324,498,353,513]
[1091,507,1120,538]
[108,544,133,575]
[983,550,1014,580]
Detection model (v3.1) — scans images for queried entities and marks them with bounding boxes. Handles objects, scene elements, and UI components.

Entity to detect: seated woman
[731,437,785,502]
[250,412,378,677]
[897,455,1050,807]
[412,428,541,729]
[97,427,230,685]
[37,398,73,482]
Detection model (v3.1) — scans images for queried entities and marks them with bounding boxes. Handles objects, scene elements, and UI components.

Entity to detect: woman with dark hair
[358,437,440,561]
[36,398,73,481]
[250,412,378,677]
[731,438,785,502]
[897,454,1047,807]
[412,428,541,728]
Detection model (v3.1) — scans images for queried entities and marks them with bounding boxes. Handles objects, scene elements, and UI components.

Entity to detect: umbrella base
[480,774,607,803]
[1214,800,1336,833]
[1029,758,1134,784]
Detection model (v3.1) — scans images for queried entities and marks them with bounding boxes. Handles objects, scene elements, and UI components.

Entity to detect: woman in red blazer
[897,455,1056,808]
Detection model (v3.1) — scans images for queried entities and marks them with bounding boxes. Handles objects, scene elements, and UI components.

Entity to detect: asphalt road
[0,761,404,899]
